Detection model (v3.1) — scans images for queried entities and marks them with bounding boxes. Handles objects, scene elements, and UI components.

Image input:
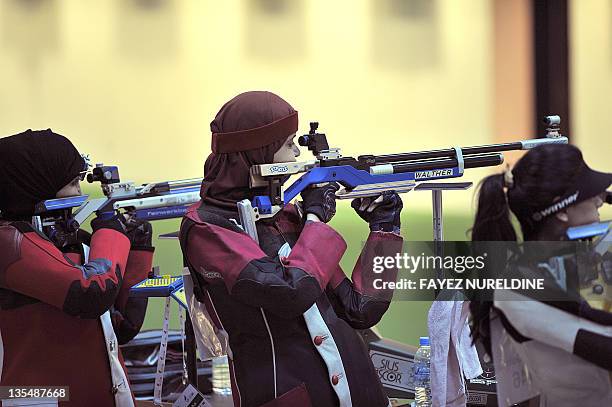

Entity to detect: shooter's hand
[125,218,154,251]
[352,191,403,234]
[300,182,340,223]
[91,213,128,235]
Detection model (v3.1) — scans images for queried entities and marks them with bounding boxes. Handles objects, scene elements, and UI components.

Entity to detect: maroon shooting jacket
[180,201,403,407]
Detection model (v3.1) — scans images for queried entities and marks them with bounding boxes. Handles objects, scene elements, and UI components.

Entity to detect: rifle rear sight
[87,164,120,185]
[298,122,330,155]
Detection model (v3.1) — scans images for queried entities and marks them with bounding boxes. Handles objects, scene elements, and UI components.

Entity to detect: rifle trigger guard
[453,146,465,175]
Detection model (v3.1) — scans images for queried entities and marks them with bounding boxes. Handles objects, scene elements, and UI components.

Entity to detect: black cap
[531,164,612,221]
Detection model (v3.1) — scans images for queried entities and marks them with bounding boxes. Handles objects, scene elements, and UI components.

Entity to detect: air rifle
[32,164,202,246]
[238,115,569,223]
[75,164,202,223]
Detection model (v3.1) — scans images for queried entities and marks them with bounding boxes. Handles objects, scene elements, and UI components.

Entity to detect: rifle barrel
[387,153,504,174]
[366,138,566,164]
[167,178,203,189]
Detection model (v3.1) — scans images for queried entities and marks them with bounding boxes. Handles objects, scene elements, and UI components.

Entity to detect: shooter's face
[272,133,300,163]
[55,176,83,198]
[564,193,605,226]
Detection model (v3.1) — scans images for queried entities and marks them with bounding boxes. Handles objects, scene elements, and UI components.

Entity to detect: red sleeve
[114,249,154,311]
[1,225,130,319]
[327,231,403,329]
[111,248,154,344]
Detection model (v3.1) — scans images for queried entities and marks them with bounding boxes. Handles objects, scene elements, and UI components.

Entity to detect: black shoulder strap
[195,204,244,234]
[9,220,35,234]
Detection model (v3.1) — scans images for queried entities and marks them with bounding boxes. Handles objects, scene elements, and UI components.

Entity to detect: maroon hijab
[201,91,298,209]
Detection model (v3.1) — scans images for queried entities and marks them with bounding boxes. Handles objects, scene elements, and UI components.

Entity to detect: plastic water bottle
[212,355,232,396]
[414,336,431,407]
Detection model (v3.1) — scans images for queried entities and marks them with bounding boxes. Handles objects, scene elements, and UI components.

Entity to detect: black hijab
[0,129,85,219]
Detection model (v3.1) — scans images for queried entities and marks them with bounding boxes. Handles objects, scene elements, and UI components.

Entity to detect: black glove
[125,218,154,250]
[91,213,128,235]
[351,191,403,233]
[300,183,340,223]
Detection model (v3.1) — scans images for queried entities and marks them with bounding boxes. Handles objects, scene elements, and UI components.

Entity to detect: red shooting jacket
[0,220,153,406]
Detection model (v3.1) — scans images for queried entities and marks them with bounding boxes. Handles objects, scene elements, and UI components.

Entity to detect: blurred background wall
[0,0,609,341]
[1,0,607,210]
[570,0,612,172]
[0,0,497,213]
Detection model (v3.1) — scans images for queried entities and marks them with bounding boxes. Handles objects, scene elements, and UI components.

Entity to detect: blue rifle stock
[31,195,91,246]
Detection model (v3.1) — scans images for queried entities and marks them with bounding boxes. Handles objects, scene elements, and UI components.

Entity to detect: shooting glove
[352,191,403,233]
[300,182,340,223]
[91,213,128,235]
[125,218,154,251]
